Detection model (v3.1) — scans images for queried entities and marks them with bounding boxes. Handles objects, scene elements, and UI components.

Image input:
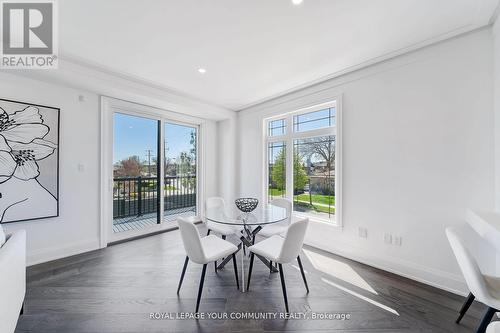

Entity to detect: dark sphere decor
[235,198,259,213]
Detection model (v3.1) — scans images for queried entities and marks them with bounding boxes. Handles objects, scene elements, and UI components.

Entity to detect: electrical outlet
[394,236,402,246]
[384,233,392,244]
[358,227,367,239]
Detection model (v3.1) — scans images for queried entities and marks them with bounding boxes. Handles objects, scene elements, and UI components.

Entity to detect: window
[268,118,286,136]
[293,107,335,132]
[268,141,286,202]
[293,136,335,219]
[265,101,341,224]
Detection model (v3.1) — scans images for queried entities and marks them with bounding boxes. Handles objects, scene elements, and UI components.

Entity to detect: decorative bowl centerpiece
[235,198,259,213]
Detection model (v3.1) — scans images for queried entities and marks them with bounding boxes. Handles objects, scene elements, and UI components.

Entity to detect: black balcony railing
[113,175,196,219]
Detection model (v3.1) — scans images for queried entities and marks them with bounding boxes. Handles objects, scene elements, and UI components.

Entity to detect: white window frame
[264,99,342,226]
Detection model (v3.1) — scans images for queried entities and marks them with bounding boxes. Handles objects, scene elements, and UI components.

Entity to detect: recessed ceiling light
[292,0,303,5]
[198,68,206,74]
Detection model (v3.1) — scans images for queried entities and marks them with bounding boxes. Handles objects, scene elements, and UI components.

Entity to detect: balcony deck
[112,206,196,233]
[113,175,197,233]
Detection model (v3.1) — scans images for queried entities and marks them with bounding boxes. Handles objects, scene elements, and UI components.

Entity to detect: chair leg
[476,307,497,333]
[456,292,475,323]
[195,264,208,313]
[214,261,217,273]
[177,256,189,294]
[232,254,240,290]
[206,229,211,236]
[270,261,273,274]
[278,263,289,313]
[247,252,255,291]
[297,255,309,293]
[220,235,227,265]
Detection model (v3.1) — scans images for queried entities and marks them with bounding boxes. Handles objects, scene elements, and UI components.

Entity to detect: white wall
[236,28,494,294]
[0,69,227,266]
[0,72,101,265]
[203,120,219,201]
[216,117,238,204]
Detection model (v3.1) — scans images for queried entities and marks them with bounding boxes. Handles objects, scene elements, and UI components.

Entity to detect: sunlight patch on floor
[303,249,378,294]
[322,278,400,316]
[291,264,308,274]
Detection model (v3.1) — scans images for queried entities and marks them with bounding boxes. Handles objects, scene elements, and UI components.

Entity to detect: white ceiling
[60,0,499,111]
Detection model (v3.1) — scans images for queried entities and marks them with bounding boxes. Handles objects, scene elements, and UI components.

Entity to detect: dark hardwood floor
[15,225,491,332]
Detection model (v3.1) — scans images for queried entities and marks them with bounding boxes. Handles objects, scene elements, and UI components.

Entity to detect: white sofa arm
[0,230,26,333]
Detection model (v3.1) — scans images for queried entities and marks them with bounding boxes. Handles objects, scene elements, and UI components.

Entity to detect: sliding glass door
[112,114,198,235]
[112,113,160,233]
[164,122,197,222]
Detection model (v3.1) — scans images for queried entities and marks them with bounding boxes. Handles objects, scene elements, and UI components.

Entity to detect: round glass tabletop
[205,204,288,226]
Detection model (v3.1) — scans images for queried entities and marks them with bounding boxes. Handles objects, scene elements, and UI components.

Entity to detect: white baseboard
[304,237,468,296]
[27,238,101,266]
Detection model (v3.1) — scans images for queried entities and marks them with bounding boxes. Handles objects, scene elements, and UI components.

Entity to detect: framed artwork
[0,98,59,223]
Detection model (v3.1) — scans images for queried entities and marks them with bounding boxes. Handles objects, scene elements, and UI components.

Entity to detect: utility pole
[145,149,153,176]
[164,140,168,173]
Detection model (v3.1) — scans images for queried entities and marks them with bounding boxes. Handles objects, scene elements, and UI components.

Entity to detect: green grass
[311,206,334,214]
[295,193,335,206]
[268,188,335,212]
[294,201,335,214]
[268,188,285,196]
[312,204,335,214]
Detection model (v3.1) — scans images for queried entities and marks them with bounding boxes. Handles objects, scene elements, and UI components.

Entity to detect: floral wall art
[0,99,59,223]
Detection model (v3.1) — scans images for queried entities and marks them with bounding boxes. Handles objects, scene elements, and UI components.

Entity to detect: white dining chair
[259,198,305,271]
[176,217,240,313]
[258,198,293,238]
[446,227,500,333]
[204,197,243,271]
[205,197,241,237]
[487,322,500,333]
[247,217,309,313]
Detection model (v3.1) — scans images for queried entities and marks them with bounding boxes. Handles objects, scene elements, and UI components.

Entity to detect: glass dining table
[205,204,288,292]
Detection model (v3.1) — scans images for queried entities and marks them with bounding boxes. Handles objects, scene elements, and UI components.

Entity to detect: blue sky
[113,113,196,164]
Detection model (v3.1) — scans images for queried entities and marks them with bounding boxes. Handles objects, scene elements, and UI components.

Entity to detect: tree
[114,156,142,177]
[178,130,197,190]
[298,136,335,173]
[271,149,286,191]
[298,136,335,196]
[271,149,308,193]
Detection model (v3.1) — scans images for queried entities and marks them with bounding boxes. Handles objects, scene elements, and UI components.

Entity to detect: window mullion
[285,115,294,201]
[292,127,335,140]
[267,135,287,143]
[158,120,164,224]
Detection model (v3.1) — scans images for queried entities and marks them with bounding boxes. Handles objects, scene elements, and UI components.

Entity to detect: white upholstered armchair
[0,229,26,333]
